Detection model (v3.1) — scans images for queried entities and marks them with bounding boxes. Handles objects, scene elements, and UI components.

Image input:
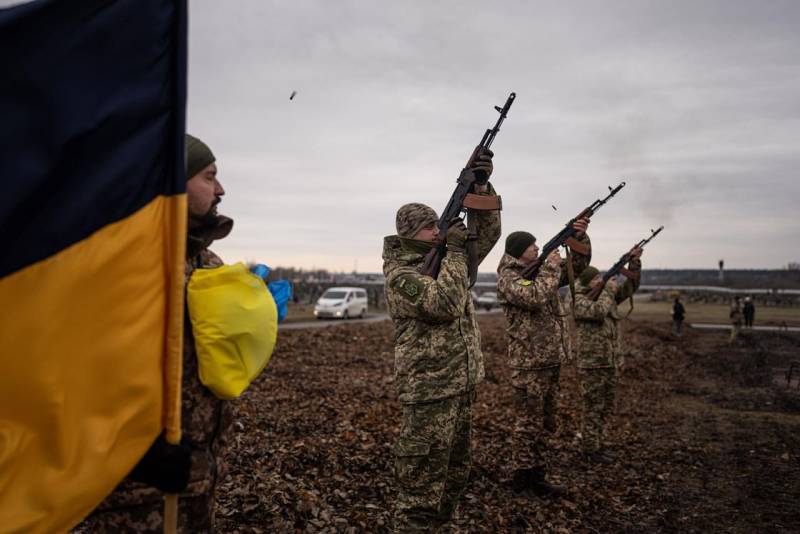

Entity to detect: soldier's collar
[499,253,528,270]
[399,237,434,255]
[187,214,233,258]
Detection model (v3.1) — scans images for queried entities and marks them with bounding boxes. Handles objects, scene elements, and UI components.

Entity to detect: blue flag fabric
[0,0,186,277]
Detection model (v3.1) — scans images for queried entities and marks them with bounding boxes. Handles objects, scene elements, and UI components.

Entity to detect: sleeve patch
[395,275,423,302]
[517,279,533,286]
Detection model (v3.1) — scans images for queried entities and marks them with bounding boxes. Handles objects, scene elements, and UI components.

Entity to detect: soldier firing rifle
[520,182,627,281]
[587,225,664,301]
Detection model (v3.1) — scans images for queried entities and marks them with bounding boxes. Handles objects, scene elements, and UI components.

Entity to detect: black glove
[129,433,192,493]
[470,148,494,185]
[446,218,468,252]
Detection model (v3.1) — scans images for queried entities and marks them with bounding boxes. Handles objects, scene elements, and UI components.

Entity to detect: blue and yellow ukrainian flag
[0,1,188,531]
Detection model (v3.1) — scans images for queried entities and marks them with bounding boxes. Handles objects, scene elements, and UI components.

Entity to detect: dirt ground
[216,315,800,533]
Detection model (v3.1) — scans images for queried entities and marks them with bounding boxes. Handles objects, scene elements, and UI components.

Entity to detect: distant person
[729,296,743,343]
[573,247,643,463]
[743,297,755,328]
[672,296,685,336]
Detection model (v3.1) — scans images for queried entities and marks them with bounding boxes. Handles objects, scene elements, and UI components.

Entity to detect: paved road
[690,322,800,333]
[281,308,502,330]
[281,313,390,330]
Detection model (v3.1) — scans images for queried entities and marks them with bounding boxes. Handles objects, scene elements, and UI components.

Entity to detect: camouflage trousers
[393,390,474,533]
[729,321,742,343]
[509,366,560,472]
[72,492,214,533]
[578,367,617,453]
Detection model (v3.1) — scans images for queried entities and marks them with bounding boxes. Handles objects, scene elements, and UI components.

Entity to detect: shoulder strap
[466,209,478,288]
[565,245,576,316]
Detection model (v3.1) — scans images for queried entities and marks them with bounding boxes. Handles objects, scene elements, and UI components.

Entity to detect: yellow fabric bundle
[187,263,278,399]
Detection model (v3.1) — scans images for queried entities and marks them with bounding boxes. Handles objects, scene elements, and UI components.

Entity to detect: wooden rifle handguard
[462,193,502,211]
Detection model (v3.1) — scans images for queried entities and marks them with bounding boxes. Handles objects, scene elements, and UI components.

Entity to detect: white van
[314,287,368,320]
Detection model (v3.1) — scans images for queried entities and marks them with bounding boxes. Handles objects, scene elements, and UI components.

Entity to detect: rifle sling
[625,295,634,318]
[565,245,576,316]
[466,209,479,288]
[620,267,639,280]
[564,236,589,256]
[462,193,502,211]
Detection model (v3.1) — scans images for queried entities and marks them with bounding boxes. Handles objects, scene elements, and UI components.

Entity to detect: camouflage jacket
[93,216,234,511]
[496,234,591,370]
[383,192,501,404]
[730,302,743,325]
[573,258,642,369]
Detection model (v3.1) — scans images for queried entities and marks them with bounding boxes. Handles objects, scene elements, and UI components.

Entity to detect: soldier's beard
[189,201,220,230]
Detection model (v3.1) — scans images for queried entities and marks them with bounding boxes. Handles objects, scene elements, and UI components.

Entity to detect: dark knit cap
[396,203,439,238]
[186,134,216,179]
[579,266,600,286]
[505,231,536,259]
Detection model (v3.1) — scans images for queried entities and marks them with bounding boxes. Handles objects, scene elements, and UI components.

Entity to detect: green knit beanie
[186,134,216,179]
[579,266,600,286]
[505,231,536,259]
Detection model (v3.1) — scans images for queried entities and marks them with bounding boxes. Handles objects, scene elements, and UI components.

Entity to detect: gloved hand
[606,277,619,293]
[470,148,494,185]
[129,433,191,493]
[545,249,562,268]
[446,218,468,252]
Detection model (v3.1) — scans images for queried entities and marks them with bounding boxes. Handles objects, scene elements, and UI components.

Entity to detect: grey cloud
[188,0,800,271]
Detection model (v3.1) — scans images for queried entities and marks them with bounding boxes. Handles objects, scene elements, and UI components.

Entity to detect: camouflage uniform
[75,216,234,533]
[729,299,743,342]
[573,258,641,454]
[383,191,501,533]
[496,236,591,474]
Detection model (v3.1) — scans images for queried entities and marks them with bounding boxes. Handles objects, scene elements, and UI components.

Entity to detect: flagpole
[163,196,187,533]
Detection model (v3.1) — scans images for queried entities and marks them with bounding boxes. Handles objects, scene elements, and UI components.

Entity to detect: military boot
[511,468,567,497]
[511,468,533,494]
[529,468,567,497]
[584,451,614,465]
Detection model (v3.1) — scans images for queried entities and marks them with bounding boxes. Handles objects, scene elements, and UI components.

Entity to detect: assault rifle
[587,225,664,300]
[519,182,626,280]
[420,92,516,285]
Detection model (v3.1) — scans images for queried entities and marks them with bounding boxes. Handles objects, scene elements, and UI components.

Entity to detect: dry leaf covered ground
[217,315,800,533]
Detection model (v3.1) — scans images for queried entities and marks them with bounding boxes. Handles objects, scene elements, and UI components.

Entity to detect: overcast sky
[186,0,800,272]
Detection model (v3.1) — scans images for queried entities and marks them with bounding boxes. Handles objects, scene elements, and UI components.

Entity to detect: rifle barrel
[484,92,516,149]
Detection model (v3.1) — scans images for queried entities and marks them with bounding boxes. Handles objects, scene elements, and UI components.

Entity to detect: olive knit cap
[579,265,600,286]
[396,203,439,238]
[186,134,216,179]
[505,231,536,259]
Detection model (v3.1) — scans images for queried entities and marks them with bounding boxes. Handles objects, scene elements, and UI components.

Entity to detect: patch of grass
[627,300,800,326]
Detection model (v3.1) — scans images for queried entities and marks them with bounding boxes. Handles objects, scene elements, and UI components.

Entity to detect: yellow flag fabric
[0,196,186,533]
[187,263,279,400]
